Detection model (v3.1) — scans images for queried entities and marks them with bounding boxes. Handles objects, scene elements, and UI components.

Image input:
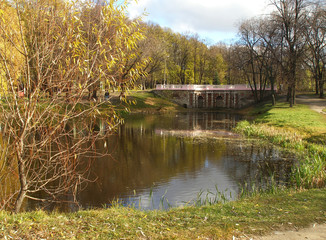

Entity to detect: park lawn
[237,101,326,147]
[0,188,325,239]
[249,101,326,134]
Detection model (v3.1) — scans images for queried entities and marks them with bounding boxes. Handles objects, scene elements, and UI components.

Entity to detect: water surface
[68,112,295,210]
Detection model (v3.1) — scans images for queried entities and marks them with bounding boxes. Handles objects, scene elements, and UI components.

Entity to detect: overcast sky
[127,0,273,44]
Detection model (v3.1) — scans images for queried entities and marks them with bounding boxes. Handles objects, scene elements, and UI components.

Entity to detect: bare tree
[270,0,310,106]
[238,18,270,103]
[258,17,282,105]
[304,2,326,97]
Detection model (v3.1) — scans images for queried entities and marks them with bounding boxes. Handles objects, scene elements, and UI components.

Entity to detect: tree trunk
[289,85,296,107]
[15,185,27,213]
[316,78,319,95]
[271,78,276,106]
[292,87,296,106]
[272,94,276,106]
[319,80,324,98]
[287,86,291,102]
[288,86,293,107]
[15,148,28,213]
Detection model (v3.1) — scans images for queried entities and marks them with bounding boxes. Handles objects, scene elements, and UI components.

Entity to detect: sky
[127,0,274,44]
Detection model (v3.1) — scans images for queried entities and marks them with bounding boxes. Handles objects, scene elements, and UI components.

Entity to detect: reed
[192,186,230,207]
[238,173,284,200]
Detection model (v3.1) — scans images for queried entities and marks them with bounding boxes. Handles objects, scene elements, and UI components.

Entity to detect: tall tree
[169,34,192,84]
[207,46,227,85]
[270,0,309,106]
[304,2,326,97]
[258,16,282,105]
[190,34,200,83]
[239,18,264,103]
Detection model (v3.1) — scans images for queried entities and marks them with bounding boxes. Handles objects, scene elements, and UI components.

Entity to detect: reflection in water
[71,112,295,210]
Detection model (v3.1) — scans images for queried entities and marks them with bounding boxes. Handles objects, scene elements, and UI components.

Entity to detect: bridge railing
[155,84,256,91]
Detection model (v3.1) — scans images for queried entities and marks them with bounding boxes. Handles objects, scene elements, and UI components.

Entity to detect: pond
[28,112,295,211]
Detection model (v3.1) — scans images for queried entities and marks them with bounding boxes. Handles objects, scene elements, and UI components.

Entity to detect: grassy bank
[235,101,326,188]
[114,91,183,115]
[1,189,326,239]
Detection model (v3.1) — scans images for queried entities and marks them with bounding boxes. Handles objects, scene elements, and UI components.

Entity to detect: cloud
[128,0,271,42]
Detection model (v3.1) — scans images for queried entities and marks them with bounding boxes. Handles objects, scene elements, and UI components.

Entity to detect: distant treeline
[0,0,325,103]
[134,0,325,105]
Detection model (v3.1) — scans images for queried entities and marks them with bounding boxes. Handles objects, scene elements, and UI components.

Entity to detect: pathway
[296,94,326,114]
[247,224,326,240]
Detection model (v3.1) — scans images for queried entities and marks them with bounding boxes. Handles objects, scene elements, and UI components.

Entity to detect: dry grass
[1,189,326,239]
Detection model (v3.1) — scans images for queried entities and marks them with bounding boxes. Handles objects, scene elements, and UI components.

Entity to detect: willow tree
[0,0,145,212]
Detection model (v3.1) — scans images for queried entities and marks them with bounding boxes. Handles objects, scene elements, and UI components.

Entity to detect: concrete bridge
[154,84,273,109]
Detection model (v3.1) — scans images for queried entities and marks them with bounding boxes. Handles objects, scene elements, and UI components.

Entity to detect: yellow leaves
[0,9,4,24]
[100,49,105,56]
[97,39,105,47]
[0,1,23,87]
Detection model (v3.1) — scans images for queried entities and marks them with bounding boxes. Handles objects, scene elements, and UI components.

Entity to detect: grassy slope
[116,91,184,114]
[1,189,325,239]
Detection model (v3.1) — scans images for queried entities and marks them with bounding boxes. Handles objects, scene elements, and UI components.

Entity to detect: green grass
[252,102,326,133]
[0,189,325,239]
[235,100,326,188]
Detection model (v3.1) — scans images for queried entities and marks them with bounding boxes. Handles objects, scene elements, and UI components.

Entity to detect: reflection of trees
[222,140,294,191]
[77,123,226,208]
[76,113,295,209]
[125,112,242,132]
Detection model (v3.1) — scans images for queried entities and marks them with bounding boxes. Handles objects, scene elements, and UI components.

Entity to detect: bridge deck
[156,84,271,91]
